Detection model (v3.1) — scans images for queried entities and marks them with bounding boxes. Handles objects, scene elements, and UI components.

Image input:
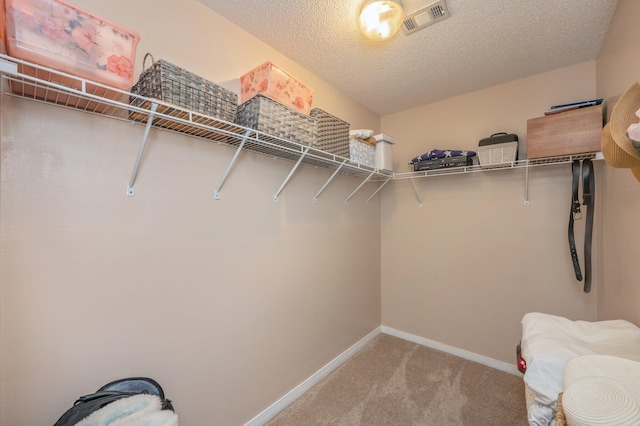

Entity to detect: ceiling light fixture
[358,0,405,41]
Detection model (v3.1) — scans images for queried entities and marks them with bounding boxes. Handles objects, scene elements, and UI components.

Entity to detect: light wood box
[526,105,603,159]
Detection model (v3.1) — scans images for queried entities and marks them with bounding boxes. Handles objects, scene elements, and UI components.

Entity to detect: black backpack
[53,377,174,426]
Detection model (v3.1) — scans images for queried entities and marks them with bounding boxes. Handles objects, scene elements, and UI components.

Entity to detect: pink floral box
[240,61,314,115]
[5,0,140,90]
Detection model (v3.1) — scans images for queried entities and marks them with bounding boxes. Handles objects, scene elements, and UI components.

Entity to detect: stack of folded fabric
[409,149,477,171]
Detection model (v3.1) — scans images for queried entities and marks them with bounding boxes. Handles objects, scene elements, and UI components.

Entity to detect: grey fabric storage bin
[130,54,238,122]
[310,108,350,158]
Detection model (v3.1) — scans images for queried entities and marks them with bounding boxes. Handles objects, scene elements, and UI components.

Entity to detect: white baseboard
[381,326,521,376]
[244,326,382,426]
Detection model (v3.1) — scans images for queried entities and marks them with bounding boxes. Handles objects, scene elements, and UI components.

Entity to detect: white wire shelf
[395,151,603,207]
[393,151,603,181]
[0,54,604,205]
[0,54,392,203]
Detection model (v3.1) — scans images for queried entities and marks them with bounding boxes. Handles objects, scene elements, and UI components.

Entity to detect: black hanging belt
[568,159,594,293]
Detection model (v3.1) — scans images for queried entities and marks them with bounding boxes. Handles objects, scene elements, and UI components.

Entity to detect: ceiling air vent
[401,0,450,35]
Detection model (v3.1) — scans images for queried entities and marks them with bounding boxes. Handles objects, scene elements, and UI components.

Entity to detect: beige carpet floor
[266,333,528,425]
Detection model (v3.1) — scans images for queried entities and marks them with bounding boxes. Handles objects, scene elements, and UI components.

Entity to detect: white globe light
[359,1,404,41]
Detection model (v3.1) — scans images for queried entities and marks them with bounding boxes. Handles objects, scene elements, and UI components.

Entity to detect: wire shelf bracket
[214,130,251,200]
[314,159,348,203]
[410,175,424,208]
[346,170,376,203]
[127,102,158,197]
[274,146,310,202]
[366,176,392,205]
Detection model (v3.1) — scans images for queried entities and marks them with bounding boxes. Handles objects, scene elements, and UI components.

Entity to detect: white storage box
[478,141,518,167]
[374,133,395,171]
[349,136,375,166]
[477,132,519,167]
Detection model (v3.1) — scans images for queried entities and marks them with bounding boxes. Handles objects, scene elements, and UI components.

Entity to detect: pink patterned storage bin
[5,0,140,90]
[240,61,314,114]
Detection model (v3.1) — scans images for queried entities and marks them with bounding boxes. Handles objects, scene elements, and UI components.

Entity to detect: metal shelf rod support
[366,176,392,205]
[274,147,310,201]
[314,159,348,203]
[127,102,158,197]
[524,166,530,205]
[215,130,252,200]
[346,170,376,203]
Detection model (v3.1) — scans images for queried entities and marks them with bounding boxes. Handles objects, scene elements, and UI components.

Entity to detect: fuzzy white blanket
[75,394,178,426]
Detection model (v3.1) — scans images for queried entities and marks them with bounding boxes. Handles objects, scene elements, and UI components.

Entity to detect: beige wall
[380,62,600,364]
[595,0,640,324]
[0,1,382,425]
[3,0,638,424]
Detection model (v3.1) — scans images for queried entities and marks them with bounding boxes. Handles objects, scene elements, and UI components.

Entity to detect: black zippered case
[479,132,519,146]
[413,156,472,171]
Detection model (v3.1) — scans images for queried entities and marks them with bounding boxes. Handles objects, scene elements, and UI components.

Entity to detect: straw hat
[563,376,640,426]
[562,355,640,426]
[601,82,640,181]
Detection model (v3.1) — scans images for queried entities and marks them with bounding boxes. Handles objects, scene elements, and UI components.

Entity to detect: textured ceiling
[198,0,619,116]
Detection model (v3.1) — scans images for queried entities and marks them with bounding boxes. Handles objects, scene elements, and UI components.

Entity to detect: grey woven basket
[235,94,317,146]
[130,54,238,122]
[310,108,350,158]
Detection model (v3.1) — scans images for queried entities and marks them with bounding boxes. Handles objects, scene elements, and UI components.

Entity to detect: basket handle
[142,53,155,71]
